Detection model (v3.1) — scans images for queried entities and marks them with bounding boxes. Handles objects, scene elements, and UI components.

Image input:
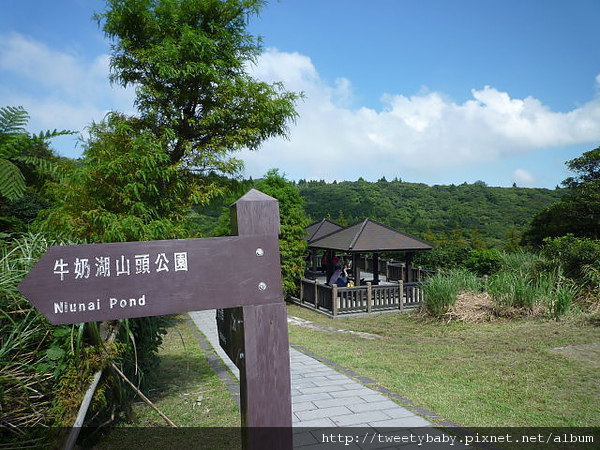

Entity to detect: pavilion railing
[296,279,423,317]
[358,257,434,282]
[305,255,431,282]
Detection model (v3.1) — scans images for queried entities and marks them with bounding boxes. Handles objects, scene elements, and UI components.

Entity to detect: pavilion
[307,218,434,285]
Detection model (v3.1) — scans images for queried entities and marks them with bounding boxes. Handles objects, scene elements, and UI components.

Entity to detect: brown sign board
[18,234,281,325]
[18,188,293,449]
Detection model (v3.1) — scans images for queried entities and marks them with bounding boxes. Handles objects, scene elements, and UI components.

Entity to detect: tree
[563,146,600,188]
[34,113,195,426]
[523,147,600,245]
[254,169,310,298]
[36,113,197,242]
[95,0,300,179]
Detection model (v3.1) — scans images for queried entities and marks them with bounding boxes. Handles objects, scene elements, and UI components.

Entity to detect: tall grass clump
[1,234,58,445]
[488,251,577,317]
[422,270,481,317]
[422,273,458,317]
[1,234,170,447]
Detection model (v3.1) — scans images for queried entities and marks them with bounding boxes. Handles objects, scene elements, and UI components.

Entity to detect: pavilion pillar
[325,250,335,284]
[372,253,380,285]
[406,252,414,283]
[352,253,361,286]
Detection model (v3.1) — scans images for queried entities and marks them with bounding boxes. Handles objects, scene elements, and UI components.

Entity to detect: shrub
[465,248,502,276]
[541,234,600,283]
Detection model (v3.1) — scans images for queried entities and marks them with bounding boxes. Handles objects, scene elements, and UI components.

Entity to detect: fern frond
[0,158,26,200]
[13,155,62,181]
[0,106,29,135]
[32,129,76,142]
[0,132,31,159]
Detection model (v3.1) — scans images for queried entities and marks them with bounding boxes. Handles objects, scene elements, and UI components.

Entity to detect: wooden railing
[356,257,429,282]
[297,278,424,317]
[306,255,428,282]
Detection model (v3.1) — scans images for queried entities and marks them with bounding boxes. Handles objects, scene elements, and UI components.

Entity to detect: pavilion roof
[308,218,434,253]
[305,218,343,242]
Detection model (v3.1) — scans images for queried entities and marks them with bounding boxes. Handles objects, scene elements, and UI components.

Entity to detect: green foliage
[119,316,172,392]
[95,0,301,176]
[0,106,74,235]
[36,114,197,242]
[31,114,196,429]
[563,146,600,188]
[422,269,481,317]
[0,106,73,202]
[254,169,310,298]
[522,189,600,244]
[1,234,62,440]
[422,272,459,316]
[298,178,562,248]
[486,251,577,317]
[523,147,600,245]
[541,234,600,283]
[464,248,502,276]
[488,270,540,310]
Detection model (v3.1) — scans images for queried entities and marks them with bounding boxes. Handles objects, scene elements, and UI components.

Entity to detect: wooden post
[229,189,292,450]
[366,282,372,313]
[352,253,361,286]
[406,252,414,283]
[314,279,318,309]
[332,284,338,317]
[373,252,380,285]
[398,280,404,311]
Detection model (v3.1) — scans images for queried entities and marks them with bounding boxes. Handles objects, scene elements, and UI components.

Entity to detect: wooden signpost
[18,189,292,449]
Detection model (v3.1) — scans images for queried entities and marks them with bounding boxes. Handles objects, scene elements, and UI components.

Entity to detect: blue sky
[2,0,599,188]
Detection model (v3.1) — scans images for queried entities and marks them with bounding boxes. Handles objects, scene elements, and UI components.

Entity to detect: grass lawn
[286,303,600,427]
[93,304,598,449]
[92,316,241,450]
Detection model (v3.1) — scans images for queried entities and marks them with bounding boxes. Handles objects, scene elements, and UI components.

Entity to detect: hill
[297,178,564,247]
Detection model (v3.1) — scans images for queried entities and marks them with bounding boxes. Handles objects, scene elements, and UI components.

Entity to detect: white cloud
[511,169,536,187]
[0,32,134,156]
[242,49,600,184]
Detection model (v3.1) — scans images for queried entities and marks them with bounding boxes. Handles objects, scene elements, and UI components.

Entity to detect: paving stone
[295,405,353,421]
[370,415,432,428]
[329,388,375,399]
[330,410,391,426]
[297,384,348,395]
[312,396,367,409]
[292,401,317,413]
[347,400,401,413]
[292,392,333,403]
[380,407,418,419]
[292,417,337,428]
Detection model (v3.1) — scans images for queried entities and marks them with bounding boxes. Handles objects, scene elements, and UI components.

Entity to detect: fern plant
[0,105,73,200]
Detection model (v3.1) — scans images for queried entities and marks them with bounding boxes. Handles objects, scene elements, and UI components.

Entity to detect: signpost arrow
[18,234,281,325]
[18,189,293,449]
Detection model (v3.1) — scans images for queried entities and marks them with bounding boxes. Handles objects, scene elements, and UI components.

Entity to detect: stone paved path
[188,310,434,428]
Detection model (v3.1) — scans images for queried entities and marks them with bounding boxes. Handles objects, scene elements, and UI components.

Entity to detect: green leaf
[46,346,66,361]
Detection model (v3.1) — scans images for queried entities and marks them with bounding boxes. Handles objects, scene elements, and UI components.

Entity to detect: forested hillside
[298,178,564,247]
